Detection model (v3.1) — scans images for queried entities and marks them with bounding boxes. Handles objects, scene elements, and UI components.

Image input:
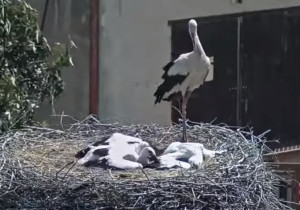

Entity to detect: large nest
[0,115,292,209]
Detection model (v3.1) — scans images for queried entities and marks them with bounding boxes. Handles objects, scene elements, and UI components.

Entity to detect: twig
[55,160,76,180]
[140,168,150,182]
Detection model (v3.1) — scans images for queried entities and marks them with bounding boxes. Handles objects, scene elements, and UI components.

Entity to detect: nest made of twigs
[0,115,293,209]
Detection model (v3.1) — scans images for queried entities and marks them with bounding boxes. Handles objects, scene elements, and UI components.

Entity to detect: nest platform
[0,116,292,209]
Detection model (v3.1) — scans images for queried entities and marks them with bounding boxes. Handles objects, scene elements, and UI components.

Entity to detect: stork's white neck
[193,32,206,56]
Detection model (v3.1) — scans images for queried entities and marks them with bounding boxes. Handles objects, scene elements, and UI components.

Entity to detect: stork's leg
[182,100,187,142]
[181,91,192,142]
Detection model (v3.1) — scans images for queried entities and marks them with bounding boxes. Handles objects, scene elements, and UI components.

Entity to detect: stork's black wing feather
[154,61,189,104]
[163,61,174,72]
[92,147,109,157]
[162,61,175,79]
[74,136,110,159]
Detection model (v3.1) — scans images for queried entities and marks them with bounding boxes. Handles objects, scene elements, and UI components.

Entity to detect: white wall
[99,0,300,125]
[28,0,90,125]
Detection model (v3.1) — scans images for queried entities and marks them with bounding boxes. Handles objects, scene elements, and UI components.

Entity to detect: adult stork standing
[154,19,211,142]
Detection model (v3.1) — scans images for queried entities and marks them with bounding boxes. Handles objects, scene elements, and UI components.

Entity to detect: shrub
[0,0,73,131]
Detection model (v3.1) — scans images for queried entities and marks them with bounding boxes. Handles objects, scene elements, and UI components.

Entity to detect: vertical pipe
[63,0,71,33]
[41,0,50,32]
[236,16,242,126]
[89,0,99,115]
[53,0,59,32]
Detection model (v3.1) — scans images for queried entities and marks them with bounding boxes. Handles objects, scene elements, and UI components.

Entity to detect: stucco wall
[27,0,90,125]
[99,0,300,125]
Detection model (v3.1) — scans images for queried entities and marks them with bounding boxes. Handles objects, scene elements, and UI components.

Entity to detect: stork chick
[77,133,159,169]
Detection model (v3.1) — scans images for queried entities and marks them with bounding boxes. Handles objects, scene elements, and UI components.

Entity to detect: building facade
[99,0,300,126]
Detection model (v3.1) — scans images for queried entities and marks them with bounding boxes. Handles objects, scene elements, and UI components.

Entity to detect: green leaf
[0,0,73,131]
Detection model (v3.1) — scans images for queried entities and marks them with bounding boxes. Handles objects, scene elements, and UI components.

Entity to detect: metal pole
[236,16,243,126]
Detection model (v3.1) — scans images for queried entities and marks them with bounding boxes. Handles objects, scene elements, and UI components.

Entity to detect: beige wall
[22,0,300,126]
[99,0,300,125]
[27,0,90,124]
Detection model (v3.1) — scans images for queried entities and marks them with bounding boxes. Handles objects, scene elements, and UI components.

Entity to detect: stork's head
[138,147,159,167]
[188,19,198,46]
[188,19,198,34]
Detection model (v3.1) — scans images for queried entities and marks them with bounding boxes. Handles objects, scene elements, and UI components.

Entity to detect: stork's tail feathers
[154,84,165,104]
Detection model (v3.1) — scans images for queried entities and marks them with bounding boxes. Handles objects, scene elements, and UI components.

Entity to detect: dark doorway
[243,9,300,147]
[169,7,300,148]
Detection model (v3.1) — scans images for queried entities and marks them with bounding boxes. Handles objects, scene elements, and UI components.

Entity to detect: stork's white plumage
[77,133,158,169]
[104,133,144,145]
[154,19,211,142]
[158,142,226,169]
[159,154,191,169]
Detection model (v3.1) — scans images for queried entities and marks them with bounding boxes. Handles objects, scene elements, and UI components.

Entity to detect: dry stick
[59,111,65,130]
[108,168,114,179]
[171,105,183,120]
[258,129,271,138]
[140,168,150,182]
[61,160,78,181]
[55,160,77,180]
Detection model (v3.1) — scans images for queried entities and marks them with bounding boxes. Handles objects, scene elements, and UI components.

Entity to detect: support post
[89,0,99,115]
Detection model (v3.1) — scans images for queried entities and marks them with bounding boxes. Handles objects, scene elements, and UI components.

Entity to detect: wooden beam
[89,0,99,115]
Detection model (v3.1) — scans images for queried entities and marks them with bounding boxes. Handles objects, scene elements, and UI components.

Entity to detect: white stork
[154,19,211,142]
[77,133,159,169]
[158,153,192,169]
[158,142,226,169]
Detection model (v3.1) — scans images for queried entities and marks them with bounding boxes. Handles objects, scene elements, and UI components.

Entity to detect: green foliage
[0,0,73,131]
